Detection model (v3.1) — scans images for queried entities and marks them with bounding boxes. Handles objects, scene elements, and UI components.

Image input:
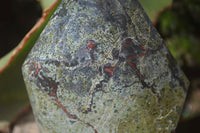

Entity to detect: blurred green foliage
[139,0,172,20]
[156,0,200,67]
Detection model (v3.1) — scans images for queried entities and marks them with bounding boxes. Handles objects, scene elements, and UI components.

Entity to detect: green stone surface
[22,0,189,132]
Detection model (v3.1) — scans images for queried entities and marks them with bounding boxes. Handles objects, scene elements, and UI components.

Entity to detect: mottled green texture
[22,0,189,133]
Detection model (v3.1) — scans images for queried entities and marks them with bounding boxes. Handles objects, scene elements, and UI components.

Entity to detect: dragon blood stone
[22,0,189,132]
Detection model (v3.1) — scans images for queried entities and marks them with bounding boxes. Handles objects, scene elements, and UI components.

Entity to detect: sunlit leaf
[139,0,172,21]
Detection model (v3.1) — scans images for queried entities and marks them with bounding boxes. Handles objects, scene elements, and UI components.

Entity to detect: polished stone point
[22,0,189,132]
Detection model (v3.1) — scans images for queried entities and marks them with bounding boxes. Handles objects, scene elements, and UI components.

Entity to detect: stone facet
[22,0,189,132]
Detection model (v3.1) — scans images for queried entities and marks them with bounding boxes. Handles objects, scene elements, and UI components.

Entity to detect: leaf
[139,0,172,22]
[0,0,62,130]
[40,0,55,10]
